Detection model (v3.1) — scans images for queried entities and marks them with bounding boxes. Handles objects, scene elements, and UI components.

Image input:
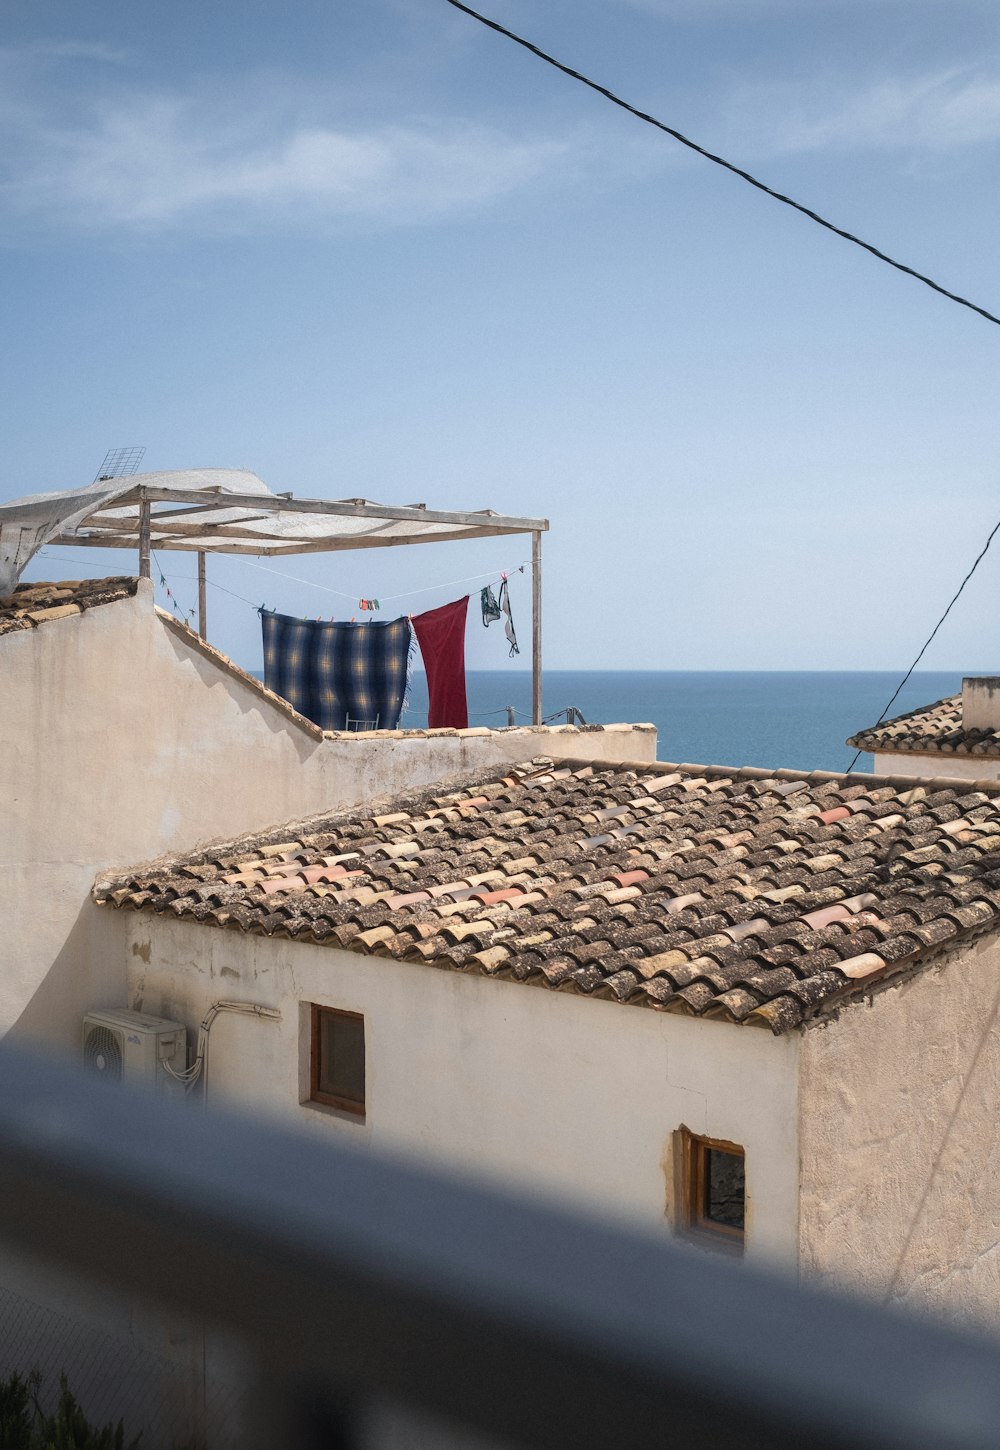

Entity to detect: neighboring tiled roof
[0,578,138,636]
[94,757,1000,1034]
[847,697,1000,759]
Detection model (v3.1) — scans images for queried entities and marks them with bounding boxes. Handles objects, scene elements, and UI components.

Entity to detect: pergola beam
[101,486,548,534]
[81,511,275,533]
[54,525,534,553]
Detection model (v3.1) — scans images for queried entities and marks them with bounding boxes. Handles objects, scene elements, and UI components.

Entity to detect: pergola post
[138,493,151,580]
[198,552,207,639]
[532,530,542,726]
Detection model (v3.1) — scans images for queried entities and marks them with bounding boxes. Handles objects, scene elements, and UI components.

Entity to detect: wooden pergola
[29,469,549,724]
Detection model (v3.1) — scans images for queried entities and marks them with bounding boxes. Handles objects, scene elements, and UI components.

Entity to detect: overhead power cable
[846,512,1000,772]
[443,0,1000,330]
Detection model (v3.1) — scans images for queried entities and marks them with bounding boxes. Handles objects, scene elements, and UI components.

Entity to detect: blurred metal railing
[0,1041,998,1450]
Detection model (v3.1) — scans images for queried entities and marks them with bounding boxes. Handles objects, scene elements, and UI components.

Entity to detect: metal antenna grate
[93,446,146,483]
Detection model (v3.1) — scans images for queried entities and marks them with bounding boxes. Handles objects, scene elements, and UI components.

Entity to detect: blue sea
[253,667,961,772]
[397,670,962,774]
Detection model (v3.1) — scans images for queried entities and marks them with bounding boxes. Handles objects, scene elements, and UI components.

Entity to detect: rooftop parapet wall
[156,608,658,767]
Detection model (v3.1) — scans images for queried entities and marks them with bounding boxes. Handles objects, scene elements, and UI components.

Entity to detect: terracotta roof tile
[848,696,1000,759]
[93,755,1000,1035]
[0,577,138,636]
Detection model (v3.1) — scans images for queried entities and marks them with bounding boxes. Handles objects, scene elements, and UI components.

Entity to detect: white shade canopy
[0,469,547,595]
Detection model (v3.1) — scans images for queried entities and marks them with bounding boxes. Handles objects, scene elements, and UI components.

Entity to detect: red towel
[412,596,469,729]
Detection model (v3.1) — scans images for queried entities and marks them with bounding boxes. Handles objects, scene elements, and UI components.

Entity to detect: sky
[4,0,1000,672]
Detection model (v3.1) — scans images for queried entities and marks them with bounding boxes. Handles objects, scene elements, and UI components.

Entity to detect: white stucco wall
[1,585,654,1047]
[872,750,1000,782]
[118,912,801,1264]
[798,938,1000,1329]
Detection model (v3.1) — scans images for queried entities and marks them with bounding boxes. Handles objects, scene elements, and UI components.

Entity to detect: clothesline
[154,553,518,726]
[151,550,196,625]
[37,545,264,610]
[236,555,532,605]
[39,548,530,616]
[171,565,524,624]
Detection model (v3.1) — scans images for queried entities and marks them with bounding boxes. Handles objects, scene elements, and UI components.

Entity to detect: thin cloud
[621,0,801,16]
[25,39,130,63]
[0,50,568,235]
[726,68,1000,156]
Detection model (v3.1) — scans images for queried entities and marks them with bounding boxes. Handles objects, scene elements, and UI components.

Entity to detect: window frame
[310,1004,366,1117]
[676,1128,746,1253]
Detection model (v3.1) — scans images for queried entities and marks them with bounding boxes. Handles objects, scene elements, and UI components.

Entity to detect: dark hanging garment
[411,595,469,729]
[260,610,412,731]
[481,584,501,625]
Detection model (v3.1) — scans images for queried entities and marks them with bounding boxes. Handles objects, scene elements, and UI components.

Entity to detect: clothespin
[501,571,507,581]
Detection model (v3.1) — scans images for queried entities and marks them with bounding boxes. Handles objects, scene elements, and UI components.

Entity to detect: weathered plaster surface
[873,751,1000,781]
[2,586,653,1046]
[121,912,801,1261]
[961,677,1000,731]
[798,938,1000,1329]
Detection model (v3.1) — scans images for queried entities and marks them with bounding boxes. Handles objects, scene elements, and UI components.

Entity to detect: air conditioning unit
[83,1008,187,1094]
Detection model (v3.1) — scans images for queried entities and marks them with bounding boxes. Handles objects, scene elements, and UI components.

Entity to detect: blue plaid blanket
[260,611,412,731]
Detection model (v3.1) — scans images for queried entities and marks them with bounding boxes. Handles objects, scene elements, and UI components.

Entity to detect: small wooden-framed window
[310,1006,365,1116]
[676,1129,745,1251]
